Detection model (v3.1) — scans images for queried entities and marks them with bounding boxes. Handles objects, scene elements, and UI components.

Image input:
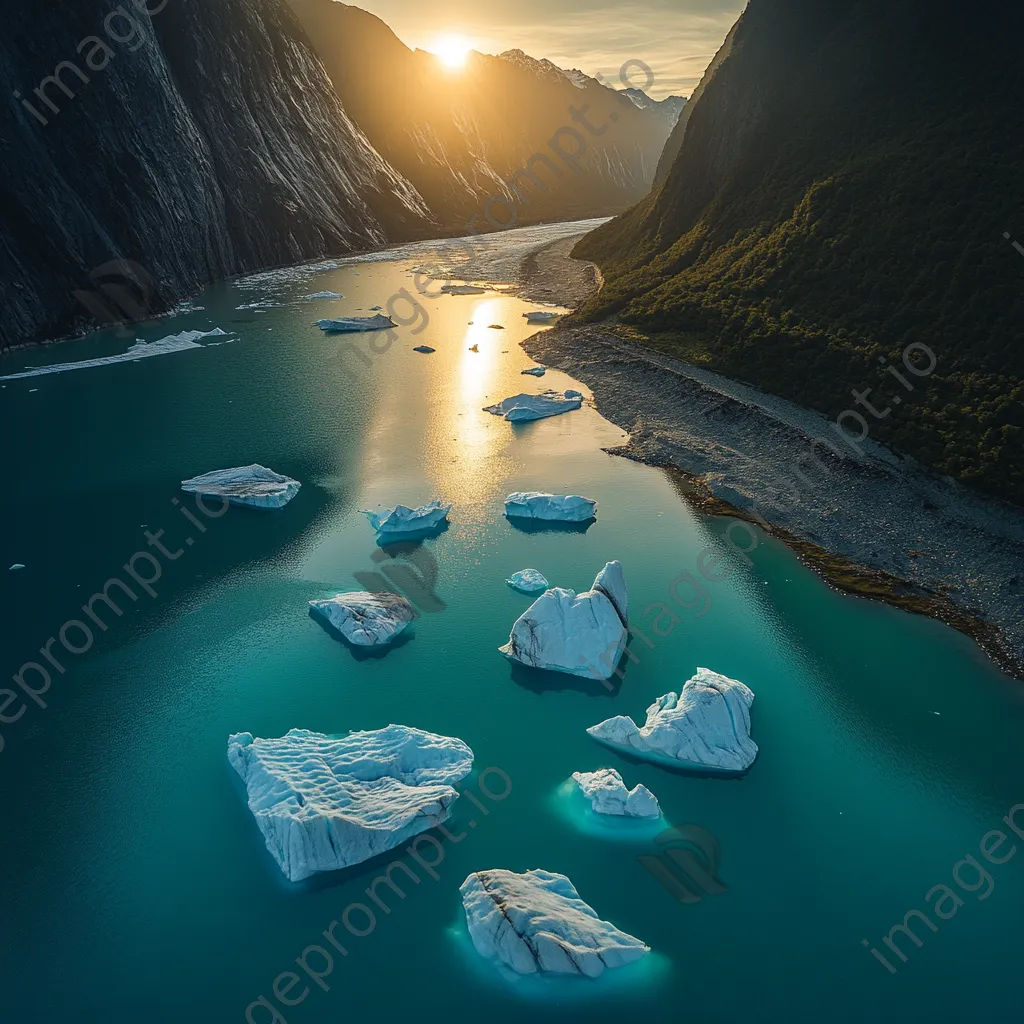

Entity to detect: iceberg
[303,291,345,299]
[460,868,649,976]
[523,311,560,324]
[315,314,396,333]
[504,492,596,522]
[521,366,546,377]
[360,500,451,537]
[484,390,582,422]
[9,563,25,571]
[413,345,436,354]
[487,324,505,330]
[506,568,549,593]
[0,329,229,381]
[370,305,383,311]
[228,726,474,881]
[441,284,486,295]
[180,464,300,509]
[308,591,415,646]
[499,561,627,680]
[587,668,757,773]
[570,769,660,818]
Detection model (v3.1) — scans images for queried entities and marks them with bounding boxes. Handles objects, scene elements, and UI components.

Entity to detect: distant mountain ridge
[575,0,1024,505]
[288,0,682,231]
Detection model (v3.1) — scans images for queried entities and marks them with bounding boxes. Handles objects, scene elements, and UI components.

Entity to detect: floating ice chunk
[308,591,415,646]
[413,345,436,354]
[587,668,757,773]
[499,561,627,680]
[180,464,300,509]
[469,344,479,352]
[228,726,474,881]
[521,366,547,377]
[370,305,383,311]
[360,500,451,536]
[487,324,505,330]
[523,311,560,323]
[593,559,627,623]
[9,563,25,571]
[0,329,229,381]
[570,769,660,818]
[484,391,582,422]
[441,284,486,295]
[303,291,345,299]
[504,492,596,522]
[506,568,549,593]
[460,868,649,976]
[315,315,396,333]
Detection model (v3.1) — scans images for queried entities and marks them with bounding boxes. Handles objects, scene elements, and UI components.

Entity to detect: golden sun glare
[433,35,471,70]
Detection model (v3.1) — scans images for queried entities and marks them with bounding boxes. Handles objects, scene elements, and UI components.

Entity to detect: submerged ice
[228,726,474,881]
[460,868,649,976]
[506,568,550,593]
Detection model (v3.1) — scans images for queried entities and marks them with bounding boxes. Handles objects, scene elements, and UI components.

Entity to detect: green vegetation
[575,0,1024,505]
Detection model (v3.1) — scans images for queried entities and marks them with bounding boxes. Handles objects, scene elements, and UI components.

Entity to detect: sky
[358,0,746,98]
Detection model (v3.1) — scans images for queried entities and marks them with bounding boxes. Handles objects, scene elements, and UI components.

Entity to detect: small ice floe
[370,305,383,311]
[236,301,283,310]
[180,464,300,509]
[469,344,479,352]
[303,291,345,299]
[413,345,436,354]
[441,284,486,295]
[361,500,451,537]
[228,726,473,881]
[484,390,582,422]
[308,591,415,646]
[505,492,596,522]
[487,324,505,330]
[0,329,229,381]
[588,668,757,773]
[521,366,546,377]
[499,561,627,680]
[571,769,660,818]
[506,568,549,593]
[9,563,25,571]
[523,311,560,324]
[460,869,649,976]
[315,314,396,333]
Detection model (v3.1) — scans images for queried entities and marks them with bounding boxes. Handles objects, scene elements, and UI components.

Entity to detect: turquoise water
[2,225,1024,1022]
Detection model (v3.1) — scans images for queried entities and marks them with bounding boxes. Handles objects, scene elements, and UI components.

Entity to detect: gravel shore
[515,235,1024,677]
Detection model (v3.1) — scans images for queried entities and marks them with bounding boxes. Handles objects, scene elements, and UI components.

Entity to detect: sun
[433,35,471,70]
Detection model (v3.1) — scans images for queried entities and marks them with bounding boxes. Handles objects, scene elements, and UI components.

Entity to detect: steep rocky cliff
[575,0,1024,505]
[0,0,432,349]
[287,0,683,231]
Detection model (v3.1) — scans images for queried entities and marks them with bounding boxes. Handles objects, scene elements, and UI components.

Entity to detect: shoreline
[515,238,1024,679]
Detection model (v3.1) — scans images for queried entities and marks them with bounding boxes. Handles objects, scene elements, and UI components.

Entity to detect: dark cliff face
[0,0,432,349]
[287,0,680,232]
[576,0,1024,505]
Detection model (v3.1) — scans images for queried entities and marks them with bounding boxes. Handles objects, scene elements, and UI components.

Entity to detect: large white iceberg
[0,329,229,381]
[499,561,628,680]
[587,668,757,773]
[228,726,474,881]
[506,568,549,593]
[308,592,415,646]
[570,769,660,818]
[360,500,451,536]
[483,390,582,422]
[315,314,396,332]
[460,868,649,976]
[504,492,596,522]
[180,464,300,509]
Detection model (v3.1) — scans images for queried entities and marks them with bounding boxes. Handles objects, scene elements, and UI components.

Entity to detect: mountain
[0,0,432,350]
[575,0,1024,506]
[287,0,679,231]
